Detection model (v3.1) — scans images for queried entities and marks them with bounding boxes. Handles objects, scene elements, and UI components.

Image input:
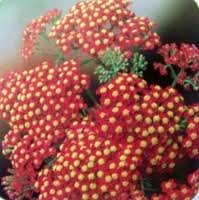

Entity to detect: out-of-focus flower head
[21,9,61,59]
[47,0,159,58]
[154,43,199,91]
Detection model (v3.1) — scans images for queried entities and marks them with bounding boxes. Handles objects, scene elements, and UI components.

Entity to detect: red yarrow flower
[48,0,160,58]
[21,9,61,59]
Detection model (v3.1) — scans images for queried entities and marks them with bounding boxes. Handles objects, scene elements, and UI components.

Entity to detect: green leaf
[130,52,148,77]
[40,30,50,43]
[81,59,93,66]
[95,49,128,83]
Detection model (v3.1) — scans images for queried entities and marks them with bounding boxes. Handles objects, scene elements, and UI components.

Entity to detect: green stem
[167,65,178,87]
[54,49,66,65]
[85,89,100,107]
[38,30,66,65]
[40,31,51,44]
[167,65,184,88]
[184,79,198,90]
[35,39,66,65]
[44,157,56,168]
[81,59,94,66]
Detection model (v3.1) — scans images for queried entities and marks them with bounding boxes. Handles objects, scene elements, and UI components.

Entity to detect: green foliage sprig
[130,52,148,77]
[95,49,128,83]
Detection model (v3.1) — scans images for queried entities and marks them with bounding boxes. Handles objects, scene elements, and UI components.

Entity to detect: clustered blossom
[7,72,195,200]
[0,60,89,134]
[151,169,199,200]
[35,119,143,200]
[21,9,61,59]
[94,73,198,175]
[0,60,90,199]
[95,73,148,138]
[49,0,160,57]
[1,68,198,199]
[2,129,21,157]
[2,168,37,200]
[154,43,199,90]
[181,104,199,159]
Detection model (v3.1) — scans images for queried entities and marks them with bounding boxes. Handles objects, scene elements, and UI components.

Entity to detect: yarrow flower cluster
[50,0,160,57]
[154,43,199,90]
[182,104,199,159]
[95,74,198,174]
[0,60,89,133]
[0,60,89,199]
[22,0,160,59]
[34,119,143,200]
[21,9,61,59]
[0,0,199,200]
[151,169,199,200]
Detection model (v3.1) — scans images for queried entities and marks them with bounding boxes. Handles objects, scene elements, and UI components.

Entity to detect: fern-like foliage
[95,49,128,83]
[130,52,148,77]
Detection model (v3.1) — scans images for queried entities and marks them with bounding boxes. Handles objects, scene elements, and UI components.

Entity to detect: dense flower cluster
[151,169,199,200]
[0,60,90,199]
[0,72,194,200]
[0,60,89,133]
[48,0,160,57]
[154,43,199,90]
[35,119,143,200]
[119,190,148,200]
[181,104,199,159]
[2,167,37,200]
[95,73,199,175]
[21,9,61,59]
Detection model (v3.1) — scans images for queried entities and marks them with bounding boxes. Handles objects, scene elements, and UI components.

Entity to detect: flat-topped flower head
[48,0,160,58]
[35,119,143,200]
[0,60,90,199]
[0,60,89,134]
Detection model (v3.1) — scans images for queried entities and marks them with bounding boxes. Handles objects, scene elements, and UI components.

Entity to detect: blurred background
[0,0,199,198]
